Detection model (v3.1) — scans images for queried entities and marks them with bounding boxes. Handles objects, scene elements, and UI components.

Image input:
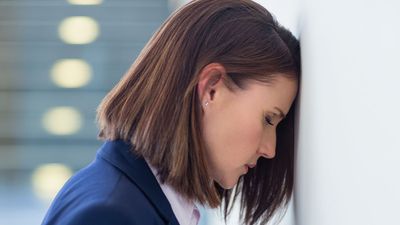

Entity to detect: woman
[42,0,300,225]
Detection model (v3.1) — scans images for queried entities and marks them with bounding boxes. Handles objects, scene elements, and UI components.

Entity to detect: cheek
[227,117,261,150]
[204,109,262,163]
[202,109,264,188]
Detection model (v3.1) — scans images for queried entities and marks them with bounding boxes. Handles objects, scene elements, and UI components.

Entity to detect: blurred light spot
[67,0,102,5]
[42,107,82,135]
[58,16,99,44]
[31,163,73,202]
[51,59,92,88]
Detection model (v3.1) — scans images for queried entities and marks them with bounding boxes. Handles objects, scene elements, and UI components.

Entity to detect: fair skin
[198,63,298,189]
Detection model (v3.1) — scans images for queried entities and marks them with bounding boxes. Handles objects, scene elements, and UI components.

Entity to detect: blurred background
[0,0,296,224]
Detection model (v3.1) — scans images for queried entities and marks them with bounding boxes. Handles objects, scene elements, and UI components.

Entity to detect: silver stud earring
[204,101,209,106]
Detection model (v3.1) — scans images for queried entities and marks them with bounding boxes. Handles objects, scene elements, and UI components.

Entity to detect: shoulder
[62,203,137,225]
[43,157,165,225]
[53,201,166,225]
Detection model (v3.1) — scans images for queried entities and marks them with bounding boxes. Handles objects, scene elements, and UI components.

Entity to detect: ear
[197,63,227,108]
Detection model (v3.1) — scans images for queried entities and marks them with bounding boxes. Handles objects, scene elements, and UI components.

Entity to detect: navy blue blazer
[42,140,180,225]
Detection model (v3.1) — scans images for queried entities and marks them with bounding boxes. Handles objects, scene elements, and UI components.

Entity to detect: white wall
[296,0,400,224]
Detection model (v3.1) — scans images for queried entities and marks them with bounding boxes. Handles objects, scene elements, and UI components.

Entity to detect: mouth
[246,164,256,169]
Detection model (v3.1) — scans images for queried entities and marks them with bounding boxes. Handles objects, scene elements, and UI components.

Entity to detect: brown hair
[96,0,300,224]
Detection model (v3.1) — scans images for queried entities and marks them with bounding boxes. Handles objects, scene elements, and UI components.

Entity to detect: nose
[258,129,276,159]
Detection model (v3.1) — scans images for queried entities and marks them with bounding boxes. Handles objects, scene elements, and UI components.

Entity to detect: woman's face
[200,73,298,189]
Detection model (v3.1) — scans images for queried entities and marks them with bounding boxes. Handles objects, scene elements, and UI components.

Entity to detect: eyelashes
[264,116,275,126]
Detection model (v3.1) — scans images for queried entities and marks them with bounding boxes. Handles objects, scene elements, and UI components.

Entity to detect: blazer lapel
[97,140,180,225]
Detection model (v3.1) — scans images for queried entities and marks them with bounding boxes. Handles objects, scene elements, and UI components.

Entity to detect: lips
[246,164,256,169]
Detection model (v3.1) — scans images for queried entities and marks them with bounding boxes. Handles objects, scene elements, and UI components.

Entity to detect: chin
[215,176,239,190]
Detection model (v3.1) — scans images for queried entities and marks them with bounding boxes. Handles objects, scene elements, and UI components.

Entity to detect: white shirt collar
[145,158,200,225]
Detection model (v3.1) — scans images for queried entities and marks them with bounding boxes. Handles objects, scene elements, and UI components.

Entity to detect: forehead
[239,76,298,112]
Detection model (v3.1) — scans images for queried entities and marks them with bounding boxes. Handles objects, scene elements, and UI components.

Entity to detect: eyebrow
[274,107,286,119]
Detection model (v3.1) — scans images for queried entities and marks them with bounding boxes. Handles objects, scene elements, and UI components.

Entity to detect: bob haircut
[97,0,300,224]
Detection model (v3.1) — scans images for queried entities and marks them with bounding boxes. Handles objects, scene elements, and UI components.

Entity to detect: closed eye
[264,116,274,126]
